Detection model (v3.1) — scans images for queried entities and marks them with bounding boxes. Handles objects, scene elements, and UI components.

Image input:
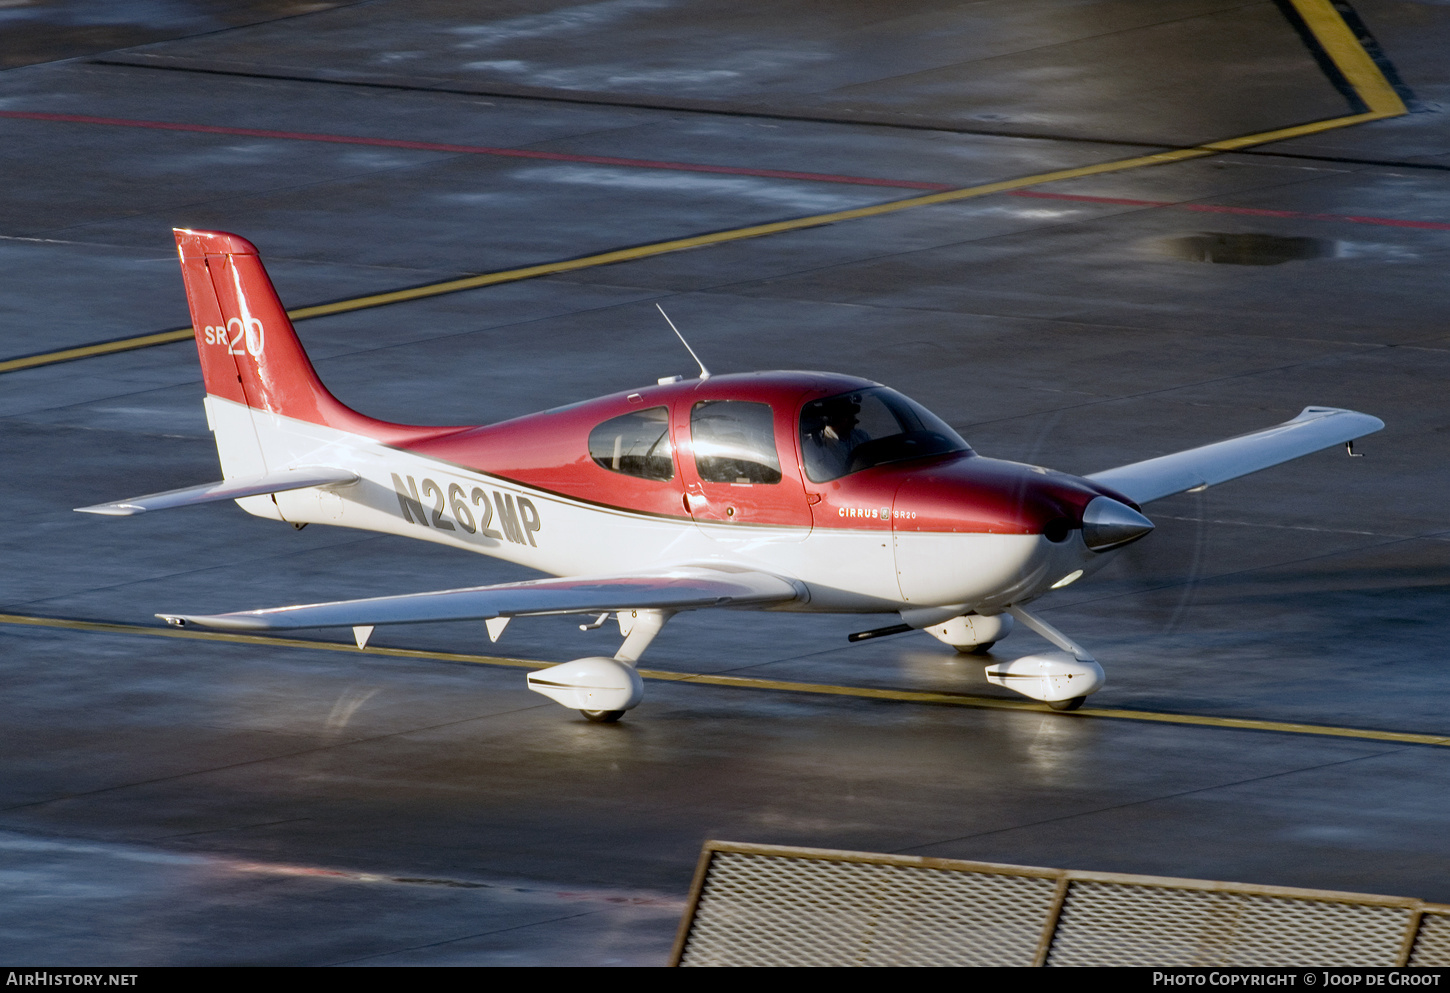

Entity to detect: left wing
[157,565,804,632]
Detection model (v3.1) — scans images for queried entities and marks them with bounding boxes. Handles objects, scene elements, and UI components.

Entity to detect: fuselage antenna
[656,303,710,380]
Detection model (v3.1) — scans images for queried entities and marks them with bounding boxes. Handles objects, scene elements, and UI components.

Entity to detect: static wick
[657,303,710,380]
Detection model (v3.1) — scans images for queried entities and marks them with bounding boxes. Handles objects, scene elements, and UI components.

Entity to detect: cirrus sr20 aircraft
[79,229,1384,722]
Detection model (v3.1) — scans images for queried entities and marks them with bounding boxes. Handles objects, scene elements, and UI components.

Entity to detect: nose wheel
[1047,696,1085,712]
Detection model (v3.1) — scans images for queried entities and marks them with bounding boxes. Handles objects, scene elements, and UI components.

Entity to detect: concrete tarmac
[2,0,1450,966]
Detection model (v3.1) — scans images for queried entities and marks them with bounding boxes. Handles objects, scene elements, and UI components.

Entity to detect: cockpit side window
[800,387,969,483]
[691,400,782,484]
[589,406,674,481]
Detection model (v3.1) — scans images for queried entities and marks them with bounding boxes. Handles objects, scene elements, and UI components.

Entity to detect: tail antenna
[656,304,710,380]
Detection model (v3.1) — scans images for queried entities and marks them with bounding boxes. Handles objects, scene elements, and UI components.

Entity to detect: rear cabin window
[799,387,969,483]
[691,400,782,485]
[589,407,674,481]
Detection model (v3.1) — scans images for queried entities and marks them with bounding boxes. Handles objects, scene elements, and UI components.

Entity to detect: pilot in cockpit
[802,395,870,481]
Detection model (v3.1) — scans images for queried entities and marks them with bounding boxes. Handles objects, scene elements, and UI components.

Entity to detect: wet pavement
[2,0,1450,966]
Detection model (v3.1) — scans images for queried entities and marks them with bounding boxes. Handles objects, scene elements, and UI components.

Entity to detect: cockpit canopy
[799,386,970,483]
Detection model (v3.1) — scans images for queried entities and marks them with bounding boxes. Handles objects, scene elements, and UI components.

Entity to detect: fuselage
[220,371,1137,614]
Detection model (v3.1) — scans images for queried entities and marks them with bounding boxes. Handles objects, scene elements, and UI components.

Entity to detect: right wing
[157,565,804,632]
[1087,406,1384,506]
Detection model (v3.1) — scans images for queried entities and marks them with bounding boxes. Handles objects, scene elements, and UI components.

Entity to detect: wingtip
[75,504,142,516]
[1294,406,1386,433]
[154,612,269,631]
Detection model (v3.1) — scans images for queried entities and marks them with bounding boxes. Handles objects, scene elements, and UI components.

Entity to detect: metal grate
[1049,881,1410,967]
[679,851,1057,966]
[1410,908,1450,966]
[672,841,1448,967]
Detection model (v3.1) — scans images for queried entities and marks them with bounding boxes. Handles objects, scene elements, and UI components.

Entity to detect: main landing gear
[524,609,672,722]
[944,605,1104,710]
[581,710,625,723]
[523,602,1104,720]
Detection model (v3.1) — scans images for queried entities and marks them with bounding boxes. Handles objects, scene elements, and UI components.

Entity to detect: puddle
[1162,232,1333,265]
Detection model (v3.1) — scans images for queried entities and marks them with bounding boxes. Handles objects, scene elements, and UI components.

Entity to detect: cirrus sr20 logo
[837,505,917,520]
[202,317,264,357]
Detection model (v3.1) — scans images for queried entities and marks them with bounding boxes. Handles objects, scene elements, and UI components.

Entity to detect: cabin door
[675,397,812,542]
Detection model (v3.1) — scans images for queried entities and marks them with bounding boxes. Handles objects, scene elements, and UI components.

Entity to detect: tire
[955,641,995,655]
[1047,696,1085,712]
[581,709,625,723]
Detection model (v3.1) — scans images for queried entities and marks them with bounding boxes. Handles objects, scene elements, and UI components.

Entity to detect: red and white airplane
[79,229,1384,721]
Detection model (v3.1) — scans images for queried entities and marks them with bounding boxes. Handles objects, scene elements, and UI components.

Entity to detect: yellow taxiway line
[0,328,198,374]
[3,611,1447,748]
[0,1,1406,378]
[1288,0,1407,117]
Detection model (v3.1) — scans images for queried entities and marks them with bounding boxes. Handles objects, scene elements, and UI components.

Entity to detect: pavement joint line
[0,0,1404,378]
[3,611,1447,749]
[78,58,1268,149]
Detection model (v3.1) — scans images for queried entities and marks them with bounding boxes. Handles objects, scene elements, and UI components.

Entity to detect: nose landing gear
[924,613,1015,654]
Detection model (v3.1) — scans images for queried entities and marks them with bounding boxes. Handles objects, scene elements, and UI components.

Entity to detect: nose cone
[1081,496,1154,552]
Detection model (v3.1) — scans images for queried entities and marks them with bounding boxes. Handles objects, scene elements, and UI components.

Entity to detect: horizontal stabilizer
[157,566,803,631]
[1087,406,1384,506]
[75,467,358,516]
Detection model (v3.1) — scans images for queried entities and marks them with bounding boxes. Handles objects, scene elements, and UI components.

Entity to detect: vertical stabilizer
[173,229,452,480]
[176,229,352,426]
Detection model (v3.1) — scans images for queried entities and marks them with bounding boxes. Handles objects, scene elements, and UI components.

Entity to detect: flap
[157,565,804,631]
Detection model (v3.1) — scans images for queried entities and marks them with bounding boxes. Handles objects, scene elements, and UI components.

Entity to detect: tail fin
[174,229,448,477]
[177,228,358,425]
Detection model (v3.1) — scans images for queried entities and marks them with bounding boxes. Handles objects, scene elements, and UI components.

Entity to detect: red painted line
[0,109,955,191]
[8,110,1447,231]
[1009,189,1450,232]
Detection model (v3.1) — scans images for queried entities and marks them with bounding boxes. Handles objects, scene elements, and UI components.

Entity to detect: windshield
[799,387,969,483]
